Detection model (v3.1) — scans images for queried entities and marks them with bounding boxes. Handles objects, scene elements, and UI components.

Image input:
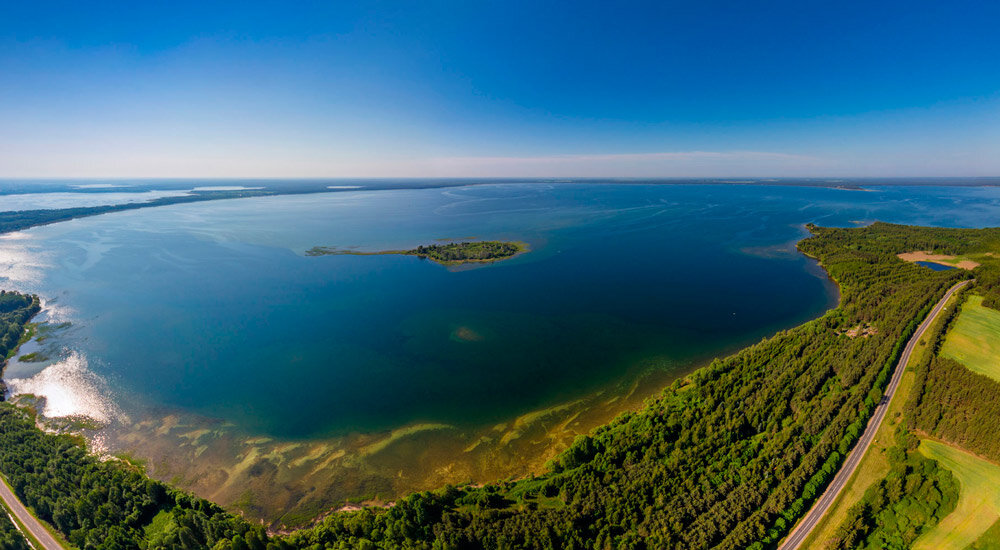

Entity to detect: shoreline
[0,300,42,401]
[3,235,841,529]
[0,213,851,531]
[107,349,696,528]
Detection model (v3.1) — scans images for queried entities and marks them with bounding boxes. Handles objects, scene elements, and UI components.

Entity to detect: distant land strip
[0,189,291,235]
[7,177,1000,236]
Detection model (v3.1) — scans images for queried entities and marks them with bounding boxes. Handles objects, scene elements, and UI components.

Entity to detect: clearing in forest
[897,251,980,270]
[913,439,1000,550]
[940,295,1000,382]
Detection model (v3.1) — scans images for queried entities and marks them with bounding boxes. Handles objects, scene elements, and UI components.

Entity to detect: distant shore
[7,177,1000,237]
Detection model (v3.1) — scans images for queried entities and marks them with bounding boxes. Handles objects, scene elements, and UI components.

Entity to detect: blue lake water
[5,183,1000,437]
[2,182,1000,518]
[0,184,824,435]
[916,260,956,271]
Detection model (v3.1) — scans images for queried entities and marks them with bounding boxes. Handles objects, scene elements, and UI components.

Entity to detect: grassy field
[941,295,1000,382]
[969,519,1000,550]
[897,251,982,270]
[799,287,964,549]
[912,439,1000,550]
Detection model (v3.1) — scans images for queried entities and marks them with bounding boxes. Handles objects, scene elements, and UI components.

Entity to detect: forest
[828,287,966,550]
[818,226,1000,549]
[405,241,526,264]
[1,291,41,361]
[0,500,31,549]
[0,405,268,550]
[4,222,1000,549]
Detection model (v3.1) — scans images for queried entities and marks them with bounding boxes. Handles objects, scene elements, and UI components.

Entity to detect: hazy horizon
[4,176,1000,184]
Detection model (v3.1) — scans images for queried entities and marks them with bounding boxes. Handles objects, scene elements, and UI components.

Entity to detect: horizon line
[2,175,1000,181]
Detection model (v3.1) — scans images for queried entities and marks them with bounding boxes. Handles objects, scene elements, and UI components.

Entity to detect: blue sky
[1,1,998,177]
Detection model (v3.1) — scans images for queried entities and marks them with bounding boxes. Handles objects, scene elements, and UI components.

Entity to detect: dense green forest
[405,241,525,264]
[910,357,1000,460]
[907,272,1000,463]
[5,222,1000,549]
[828,287,964,550]
[822,227,1000,549]
[0,290,43,549]
[0,502,31,550]
[1,291,40,360]
[0,406,268,550]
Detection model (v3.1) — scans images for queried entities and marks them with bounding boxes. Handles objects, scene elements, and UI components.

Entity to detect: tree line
[407,241,524,264]
[0,291,40,360]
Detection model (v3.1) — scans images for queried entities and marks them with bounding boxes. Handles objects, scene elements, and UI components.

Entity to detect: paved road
[0,474,63,549]
[778,279,971,550]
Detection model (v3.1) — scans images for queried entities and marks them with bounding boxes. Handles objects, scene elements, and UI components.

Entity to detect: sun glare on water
[6,352,123,424]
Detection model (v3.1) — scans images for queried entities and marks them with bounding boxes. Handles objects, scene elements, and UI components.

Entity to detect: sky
[1,0,998,178]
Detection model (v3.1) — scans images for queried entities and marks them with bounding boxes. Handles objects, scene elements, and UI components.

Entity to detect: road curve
[0,474,63,549]
[778,279,971,550]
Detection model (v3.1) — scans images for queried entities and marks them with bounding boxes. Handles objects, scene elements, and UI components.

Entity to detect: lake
[2,182,999,524]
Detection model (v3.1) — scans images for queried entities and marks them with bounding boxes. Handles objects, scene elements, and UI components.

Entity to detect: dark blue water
[4,183,1000,440]
[916,260,956,271]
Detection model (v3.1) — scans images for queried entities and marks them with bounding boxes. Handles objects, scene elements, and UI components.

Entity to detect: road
[778,279,971,550]
[0,474,63,549]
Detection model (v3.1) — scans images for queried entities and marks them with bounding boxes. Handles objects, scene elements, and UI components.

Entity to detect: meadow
[940,295,1000,382]
[914,439,1000,549]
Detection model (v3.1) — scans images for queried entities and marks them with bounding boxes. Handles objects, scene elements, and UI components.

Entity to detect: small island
[306,240,528,266]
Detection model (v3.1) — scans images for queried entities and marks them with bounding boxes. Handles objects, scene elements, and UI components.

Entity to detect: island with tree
[306,240,528,266]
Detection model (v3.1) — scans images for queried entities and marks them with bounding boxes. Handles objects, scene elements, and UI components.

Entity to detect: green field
[969,519,1000,550]
[940,295,1000,382]
[913,439,1000,550]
